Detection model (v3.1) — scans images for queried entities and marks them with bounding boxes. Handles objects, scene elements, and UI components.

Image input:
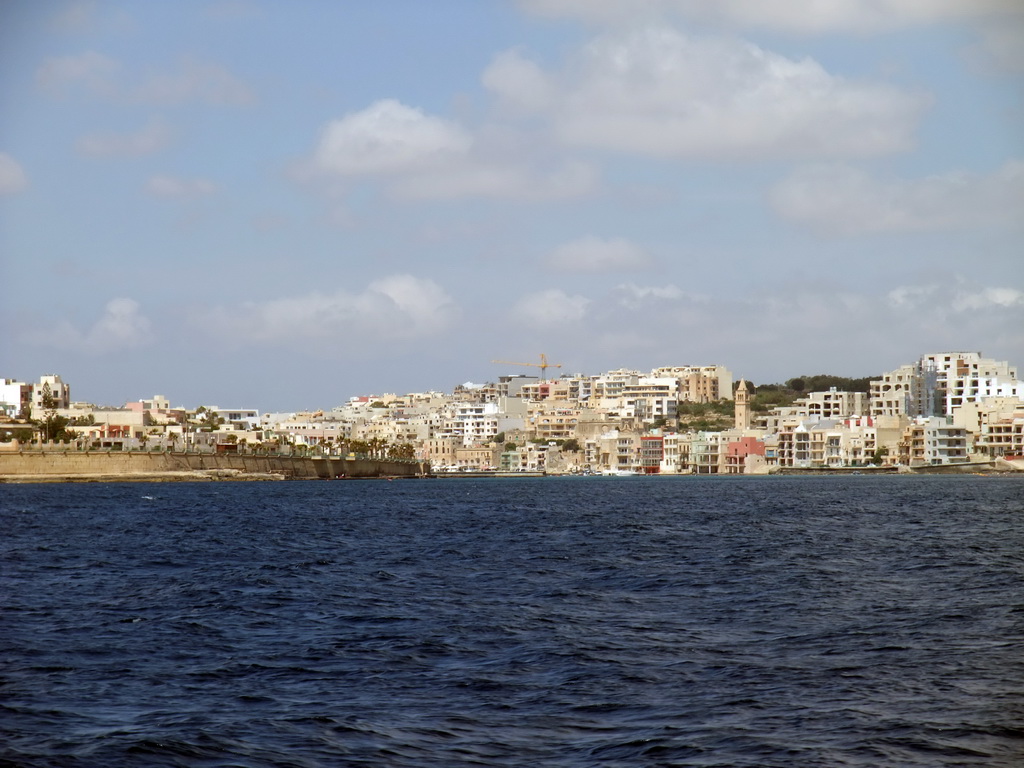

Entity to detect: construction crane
[492,353,563,380]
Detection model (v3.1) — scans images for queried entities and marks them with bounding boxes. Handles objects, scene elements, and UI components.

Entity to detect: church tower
[735,379,752,430]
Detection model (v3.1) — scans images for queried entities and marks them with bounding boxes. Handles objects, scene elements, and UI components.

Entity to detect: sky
[1,0,1022,411]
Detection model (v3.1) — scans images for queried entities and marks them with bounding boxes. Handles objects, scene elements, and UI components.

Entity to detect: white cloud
[511,289,591,328]
[952,287,1024,312]
[481,49,555,112]
[494,277,1023,382]
[35,50,119,97]
[27,298,153,353]
[313,99,472,176]
[548,236,652,272]
[770,159,1024,234]
[85,298,154,351]
[308,99,597,200]
[146,175,217,199]
[485,26,927,160]
[519,0,1024,33]
[613,282,686,309]
[0,153,28,195]
[201,275,460,346]
[76,119,173,156]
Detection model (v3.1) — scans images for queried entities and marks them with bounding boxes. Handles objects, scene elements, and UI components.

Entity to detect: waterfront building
[896,417,969,466]
[725,436,766,474]
[977,414,1024,458]
[687,431,726,474]
[639,434,664,474]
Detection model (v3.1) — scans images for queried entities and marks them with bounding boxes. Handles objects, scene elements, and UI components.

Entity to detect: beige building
[896,418,969,466]
[652,365,733,403]
[526,401,583,441]
[33,374,71,411]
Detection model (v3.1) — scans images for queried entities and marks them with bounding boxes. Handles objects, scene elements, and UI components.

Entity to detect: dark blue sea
[2,476,1022,767]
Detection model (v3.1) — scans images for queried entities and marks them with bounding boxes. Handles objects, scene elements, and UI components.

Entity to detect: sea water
[2,476,1022,767]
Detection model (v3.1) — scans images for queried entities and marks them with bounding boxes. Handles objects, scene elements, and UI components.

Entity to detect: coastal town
[2,350,1023,476]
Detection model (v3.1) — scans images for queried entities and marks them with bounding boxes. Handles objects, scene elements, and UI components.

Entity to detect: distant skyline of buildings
[2,351,1022,474]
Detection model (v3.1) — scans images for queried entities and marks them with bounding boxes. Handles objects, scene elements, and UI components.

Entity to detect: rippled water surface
[2,476,1023,767]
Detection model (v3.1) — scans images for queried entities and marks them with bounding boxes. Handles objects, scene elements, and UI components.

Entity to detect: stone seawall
[0,451,427,482]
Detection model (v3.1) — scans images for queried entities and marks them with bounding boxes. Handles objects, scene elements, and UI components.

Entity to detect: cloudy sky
[2,0,1022,410]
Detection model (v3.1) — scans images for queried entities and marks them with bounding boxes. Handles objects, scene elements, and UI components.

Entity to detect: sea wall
[0,450,426,481]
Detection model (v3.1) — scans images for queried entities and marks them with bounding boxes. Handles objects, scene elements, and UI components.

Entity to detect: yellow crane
[492,353,563,379]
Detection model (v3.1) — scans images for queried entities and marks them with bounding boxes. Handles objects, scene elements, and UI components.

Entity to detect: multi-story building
[440,402,501,447]
[587,428,642,473]
[639,435,664,474]
[921,352,1020,414]
[525,401,582,442]
[977,415,1024,458]
[652,365,734,403]
[725,436,765,474]
[422,437,459,469]
[212,408,261,431]
[0,378,32,418]
[621,377,679,421]
[591,370,642,402]
[872,352,1020,418]
[32,375,71,412]
[896,417,969,466]
[871,363,938,418]
[687,431,726,474]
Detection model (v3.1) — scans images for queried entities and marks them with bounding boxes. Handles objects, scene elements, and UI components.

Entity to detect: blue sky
[2,0,1022,410]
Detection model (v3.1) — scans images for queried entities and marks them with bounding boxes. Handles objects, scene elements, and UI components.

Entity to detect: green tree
[35,383,71,442]
[195,407,223,433]
[388,443,416,460]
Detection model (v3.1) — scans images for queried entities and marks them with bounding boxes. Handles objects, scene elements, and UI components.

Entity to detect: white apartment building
[0,378,32,418]
[899,417,969,466]
[872,352,1021,418]
[591,370,642,401]
[211,408,261,430]
[443,402,501,447]
[272,415,348,447]
[765,389,869,433]
[620,377,679,421]
[921,352,1020,414]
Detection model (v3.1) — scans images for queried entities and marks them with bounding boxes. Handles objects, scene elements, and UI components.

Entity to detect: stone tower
[734,379,751,430]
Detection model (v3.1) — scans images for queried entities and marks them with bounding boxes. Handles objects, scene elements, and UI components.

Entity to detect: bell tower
[735,379,751,430]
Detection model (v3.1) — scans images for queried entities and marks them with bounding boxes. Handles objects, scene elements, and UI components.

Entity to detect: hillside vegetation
[674,374,875,430]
